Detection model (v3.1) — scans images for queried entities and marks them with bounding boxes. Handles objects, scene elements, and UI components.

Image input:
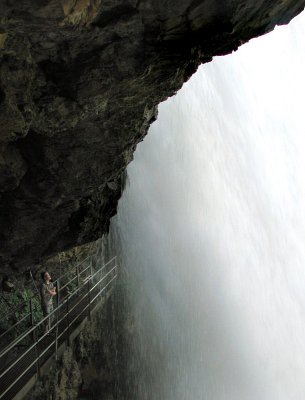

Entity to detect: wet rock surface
[0,0,304,272]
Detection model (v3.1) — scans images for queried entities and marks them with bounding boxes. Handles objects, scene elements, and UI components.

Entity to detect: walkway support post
[29,299,34,328]
[76,265,80,287]
[90,256,93,279]
[56,279,60,308]
[87,278,91,321]
[33,322,41,378]
[66,298,71,346]
[29,298,35,344]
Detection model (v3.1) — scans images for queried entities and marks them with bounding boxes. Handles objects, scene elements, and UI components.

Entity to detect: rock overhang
[0,0,304,272]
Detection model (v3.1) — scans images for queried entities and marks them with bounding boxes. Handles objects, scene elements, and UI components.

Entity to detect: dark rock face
[0,0,304,272]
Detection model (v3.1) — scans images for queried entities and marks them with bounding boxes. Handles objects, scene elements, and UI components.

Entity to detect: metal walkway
[0,256,118,400]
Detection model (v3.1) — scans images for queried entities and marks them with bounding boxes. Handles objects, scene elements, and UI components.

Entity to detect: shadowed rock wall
[0,0,304,272]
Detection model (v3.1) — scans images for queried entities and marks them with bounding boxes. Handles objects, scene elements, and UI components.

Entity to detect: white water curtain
[112,11,305,400]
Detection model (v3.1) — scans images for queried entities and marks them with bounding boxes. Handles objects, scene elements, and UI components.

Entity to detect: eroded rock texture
[0,0,304,272]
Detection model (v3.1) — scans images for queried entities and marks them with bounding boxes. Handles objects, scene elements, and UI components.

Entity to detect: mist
[111,11,305,400]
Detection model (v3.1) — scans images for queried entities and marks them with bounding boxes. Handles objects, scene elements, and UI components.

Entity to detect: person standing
[40,271,56,332]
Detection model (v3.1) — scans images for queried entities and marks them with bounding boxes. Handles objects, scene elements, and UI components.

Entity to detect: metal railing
[0,256,118,400]
[0,255,95,347]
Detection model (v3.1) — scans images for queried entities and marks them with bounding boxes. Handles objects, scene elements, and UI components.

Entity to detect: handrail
[53,255,91,284]
[0,256,117,363]
[0,298,30,321]
[90,256,116,280]
[54,260,92,294]
[71,273,117,327]
[68,266,116,316]
[59,274,78,291]
[0,254,96,338]
[89,266,116,293]
[59,263,91,290]
[0,299,66,359]
[56,256,116,303]
[0,311,31,341]
[1,354,40,399]
[89,273,117,305]
[0,256,118,400]
[0,257,117,358]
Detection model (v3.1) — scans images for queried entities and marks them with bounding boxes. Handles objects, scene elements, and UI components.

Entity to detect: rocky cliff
[0,0,304,272]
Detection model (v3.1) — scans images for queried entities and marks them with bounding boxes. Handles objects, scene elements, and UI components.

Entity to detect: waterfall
[110,11,305,400]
